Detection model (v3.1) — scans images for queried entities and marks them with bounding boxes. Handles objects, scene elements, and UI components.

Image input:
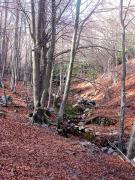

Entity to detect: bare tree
[1,0,9,78]
[57,0,82,129]
[10,0,20,93]
[40,0,56,108]
[119,0,134,151]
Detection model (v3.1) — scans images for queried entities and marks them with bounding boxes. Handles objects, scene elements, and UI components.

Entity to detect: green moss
[83,131,96,141]
[64,104,78,119]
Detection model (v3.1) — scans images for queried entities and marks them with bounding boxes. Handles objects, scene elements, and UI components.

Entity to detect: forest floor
[0,79,135,179]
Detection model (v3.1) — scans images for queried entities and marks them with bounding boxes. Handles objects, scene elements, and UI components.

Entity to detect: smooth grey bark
[127,120,135,159]
[59,62,63,94]
[10,0,20,93]
[57,0,81,129]
[31,0,53,110]
[47,66,54,109]
[23,21,28,85]
[30,0,71,114]
[119,0,127,151]
[31,0,43,108]
[1,0,9,78]
[40,0,56,108]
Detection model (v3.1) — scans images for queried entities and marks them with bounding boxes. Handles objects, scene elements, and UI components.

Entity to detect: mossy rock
[86,116,116,126]
[82,130,96,141]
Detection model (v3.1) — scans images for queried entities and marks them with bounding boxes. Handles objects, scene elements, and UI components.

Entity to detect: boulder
[78,99,96,107]
[86,116,116,126]
[0,95,13,106]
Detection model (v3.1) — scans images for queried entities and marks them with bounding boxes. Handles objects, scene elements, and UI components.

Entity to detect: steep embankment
[0,81,134,179]
[71,59,135,139]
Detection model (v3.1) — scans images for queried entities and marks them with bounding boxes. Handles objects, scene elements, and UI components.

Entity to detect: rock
[81,141,92,148]
[83,130,96,141]
[84,108,90,114]
[81,114,86,119]
[1,95,7,104]
[107,148,115,155]
[77,122,85,131]
[72,104,85,112]
[113,152,118,156]
[85,128,92,132]
[80,141,99,153]
[101,147,108,152]
[79,125,85,131]
[78,99,96,107]
[86,116,116,126]
[0,95,13,106]
[78,122,84,126]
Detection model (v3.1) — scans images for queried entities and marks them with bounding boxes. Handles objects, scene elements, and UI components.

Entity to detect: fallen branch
[108,140,135,168]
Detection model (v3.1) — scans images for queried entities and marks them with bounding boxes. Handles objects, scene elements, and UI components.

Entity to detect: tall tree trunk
[11,0,20,93]
[1,0,9,78]
[40,0,56,108]
[31,0,41,108]
[119,0,126,151]
[57,0,81,129]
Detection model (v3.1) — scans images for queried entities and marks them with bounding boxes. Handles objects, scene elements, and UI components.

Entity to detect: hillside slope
[71,59,135,139]
[0,80,134,179]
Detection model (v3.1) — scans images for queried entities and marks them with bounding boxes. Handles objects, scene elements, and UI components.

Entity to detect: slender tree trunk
[59,62,63,94]
[0,11,2,65]
[57,0,81,129]
[119,0,126,151]
[127,120,135,159]
[10,0,20,93]
[47,66,54,109]
[1,0,8,78]
[24,23,28,85]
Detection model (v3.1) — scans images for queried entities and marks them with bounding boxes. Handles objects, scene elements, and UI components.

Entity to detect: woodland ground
[0,60,135,179]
